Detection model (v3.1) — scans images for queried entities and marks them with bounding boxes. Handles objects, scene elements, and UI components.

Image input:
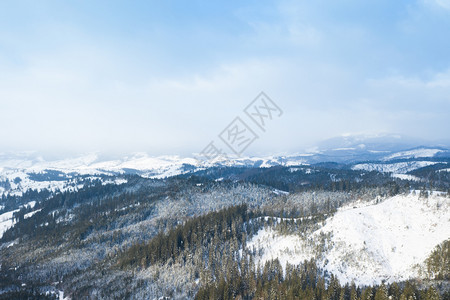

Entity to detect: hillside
[0,153,449,299]
[247,193,450,286]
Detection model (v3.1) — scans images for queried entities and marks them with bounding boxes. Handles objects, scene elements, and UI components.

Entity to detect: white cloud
[423,0,450,10]
[368,69,450,89]
[1,1,450,155]
[437,0,450,9]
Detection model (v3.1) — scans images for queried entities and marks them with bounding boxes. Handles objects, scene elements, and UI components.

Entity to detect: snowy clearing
[247,227,315,270]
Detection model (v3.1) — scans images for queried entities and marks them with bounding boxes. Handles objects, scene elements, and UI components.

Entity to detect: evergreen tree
[425,286,440,300]
[374,283,389,300]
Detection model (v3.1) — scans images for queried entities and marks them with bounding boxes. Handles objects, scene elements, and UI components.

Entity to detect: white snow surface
[24,209,42,219]
[383,148,443,161]
[391,174,421,181]
[0,152,310,195]
[0,153,198,177]
[247,193,450,286]
[0,201,40,238]
[0,153,307,178]
[247,227,314,270]
[0,209,19,239]
[319,193,449,285]
[352,161,440,174]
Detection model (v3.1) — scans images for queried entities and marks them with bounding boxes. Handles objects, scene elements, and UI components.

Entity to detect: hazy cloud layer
[0,0,449,156]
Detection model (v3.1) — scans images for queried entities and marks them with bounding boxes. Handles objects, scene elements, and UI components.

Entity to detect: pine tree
[361,287,374,300]
[374,283,388,300]
[339,288,346,300]
[425,286,440,300]
[350,282,358,300]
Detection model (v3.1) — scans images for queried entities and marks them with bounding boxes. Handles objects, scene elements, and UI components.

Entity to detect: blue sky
[1,0,449,156]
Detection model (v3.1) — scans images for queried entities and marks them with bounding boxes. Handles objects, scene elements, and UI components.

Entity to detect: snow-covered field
[246,193,450,286]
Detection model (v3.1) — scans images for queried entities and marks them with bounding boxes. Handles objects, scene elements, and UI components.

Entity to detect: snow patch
[0,209,19,239]
[392,174,421,181]
[101,178,127,185]
[272,189,289,195]
[24,208,42,219]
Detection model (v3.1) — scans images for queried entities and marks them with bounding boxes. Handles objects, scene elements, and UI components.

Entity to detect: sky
[1,0,450,157]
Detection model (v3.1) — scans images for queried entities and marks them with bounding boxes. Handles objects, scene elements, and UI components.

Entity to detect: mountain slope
[247,193,450,286]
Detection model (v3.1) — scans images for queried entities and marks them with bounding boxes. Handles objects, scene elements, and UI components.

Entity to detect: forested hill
[0,163,449,299]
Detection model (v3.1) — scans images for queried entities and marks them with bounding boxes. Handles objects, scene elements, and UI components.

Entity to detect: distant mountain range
[0,134,449,196]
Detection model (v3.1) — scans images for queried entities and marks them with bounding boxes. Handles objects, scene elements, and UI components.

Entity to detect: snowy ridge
[352,161,440,174]
[0,168,82,196]
[0,153,309,195]
[382,148,444,161]
[0,153,198,177]
[246,193,450,286]
[0,145,448,196]
[318,193,449,285]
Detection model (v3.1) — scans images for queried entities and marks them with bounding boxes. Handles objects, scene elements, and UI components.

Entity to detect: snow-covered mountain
[317,133,437,154]
[352,161,441,174]
[247,192,450,286]
[382,148,445,161]
[309,133,450,163]
[0,150,448,297]
[0,152,301,195]
[351,146,450,178]
[1,137,449,196]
